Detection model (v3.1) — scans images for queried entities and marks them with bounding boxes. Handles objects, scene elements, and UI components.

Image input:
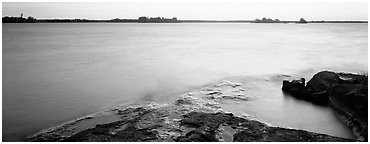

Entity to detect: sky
[2,2,368,21]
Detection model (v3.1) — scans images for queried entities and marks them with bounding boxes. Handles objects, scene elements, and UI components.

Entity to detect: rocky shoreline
[26,77,361,142]
[283,71,368,141]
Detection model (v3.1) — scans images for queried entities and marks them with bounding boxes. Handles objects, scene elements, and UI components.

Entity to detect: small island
[138,16,179,23]
[253,17,281,23]
[296,18,308,24]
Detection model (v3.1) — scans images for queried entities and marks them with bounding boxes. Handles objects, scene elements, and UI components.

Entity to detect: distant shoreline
[2,21,368,23]
[2,16,367,23]
[182,20,368,23]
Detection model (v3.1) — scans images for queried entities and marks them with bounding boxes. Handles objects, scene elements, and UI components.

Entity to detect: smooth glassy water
[2,23,367,141]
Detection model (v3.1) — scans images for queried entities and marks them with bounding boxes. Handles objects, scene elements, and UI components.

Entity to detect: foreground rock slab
[27,80,355,142]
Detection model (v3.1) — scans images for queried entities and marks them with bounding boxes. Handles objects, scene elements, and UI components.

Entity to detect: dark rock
[175,130,218,142]
[310,90,329,105]
[62,107,159,142]
[206,91,222,96]
[306,71,340,91]
[174,98,194,105]
[282,78,309,100]
[178,112,353,142]
[263,127,351,142]
[233,129,265,142]
[28,105,355,142]
[177,112,353,142]
[233,127,352,142]
[282,71,368,141]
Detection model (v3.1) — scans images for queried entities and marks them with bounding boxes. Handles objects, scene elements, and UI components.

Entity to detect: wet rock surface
[27,79,356,142]
[282,71,368,141]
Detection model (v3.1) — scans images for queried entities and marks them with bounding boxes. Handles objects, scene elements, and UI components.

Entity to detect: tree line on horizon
[1,15,367,23]
[2,15,37,23]
[254,17,281,23]
[2,15,180,23]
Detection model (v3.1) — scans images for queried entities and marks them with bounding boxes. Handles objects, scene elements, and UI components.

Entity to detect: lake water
[2,23,367,141]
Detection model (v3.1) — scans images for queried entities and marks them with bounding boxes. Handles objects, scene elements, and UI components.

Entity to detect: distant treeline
[2,16,179,23]
[179,20,367,23]
[138,17,179,23]
[2,16,37,23]
[2,16,138,23]
[2,16,367,23]
[253,17,281,23]
[37,18,137,23]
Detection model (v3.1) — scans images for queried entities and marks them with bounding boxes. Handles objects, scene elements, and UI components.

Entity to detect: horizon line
[2,15,368,22]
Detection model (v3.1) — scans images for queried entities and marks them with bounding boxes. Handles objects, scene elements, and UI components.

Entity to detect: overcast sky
[2,2,368,21]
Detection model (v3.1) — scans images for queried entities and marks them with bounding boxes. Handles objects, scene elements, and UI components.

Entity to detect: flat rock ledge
[27,80,355,142]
